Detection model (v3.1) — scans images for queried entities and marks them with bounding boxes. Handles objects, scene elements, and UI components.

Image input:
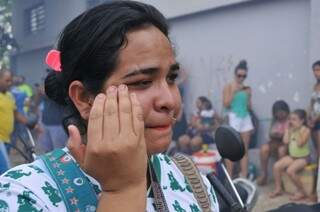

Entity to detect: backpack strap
[171,153,212,212]
[40,149,98,212]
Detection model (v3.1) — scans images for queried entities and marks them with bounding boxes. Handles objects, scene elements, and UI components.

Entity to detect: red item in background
[192,149,221,175]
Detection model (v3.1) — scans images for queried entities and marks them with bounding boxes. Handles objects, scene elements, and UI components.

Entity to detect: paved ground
[252,183,313,211]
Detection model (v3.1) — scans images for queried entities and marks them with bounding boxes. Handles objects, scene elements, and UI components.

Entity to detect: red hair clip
[46,50,62,72]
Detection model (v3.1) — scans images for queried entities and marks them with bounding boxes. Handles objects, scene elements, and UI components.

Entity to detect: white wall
[12,0,87,53]
[168,0,313,146]
[136,0,252,19]
[11,0,87,83]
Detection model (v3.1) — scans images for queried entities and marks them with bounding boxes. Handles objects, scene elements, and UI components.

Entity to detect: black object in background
[207,125,247,212]
[215,125,245,161]
[268,203,320,212]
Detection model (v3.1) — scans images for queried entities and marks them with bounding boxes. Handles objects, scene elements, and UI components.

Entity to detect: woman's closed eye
[125,71,179,89]
[126,80,153,89]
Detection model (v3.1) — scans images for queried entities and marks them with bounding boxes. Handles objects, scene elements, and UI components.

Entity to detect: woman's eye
[126,80,152,89]
[167,73,179,84]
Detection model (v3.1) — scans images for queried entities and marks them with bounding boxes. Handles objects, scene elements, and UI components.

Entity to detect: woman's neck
[234,79,242,85]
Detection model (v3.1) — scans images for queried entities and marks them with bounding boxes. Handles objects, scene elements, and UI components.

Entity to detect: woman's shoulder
[0,159,67,211]
[1,159,53,183]
[223,82,233,91]
[155,153,219,211]
[301,126,311,134]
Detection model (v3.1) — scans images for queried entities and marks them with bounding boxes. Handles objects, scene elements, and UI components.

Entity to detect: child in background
[270,109,311,200]
[177,96,218,154]
[198,97,220,144]
[257,100,290,185]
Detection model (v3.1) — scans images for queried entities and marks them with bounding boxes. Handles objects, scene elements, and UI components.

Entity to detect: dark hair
[197,96,212,110]
[272,100,290,118]
[312,60,320,70]
[235,60,248,74]
[292,109,307,126]
[44,1,169,135]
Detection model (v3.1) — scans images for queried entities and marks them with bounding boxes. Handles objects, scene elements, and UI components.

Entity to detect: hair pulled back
[272,100,290,118]
[44,1,169,134]
[197,96,212,110]
[312,60,320,70]
[292,109,307,126]
[234,59,248,74]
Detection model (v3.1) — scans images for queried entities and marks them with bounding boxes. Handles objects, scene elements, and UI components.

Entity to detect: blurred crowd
[0,69,68,173]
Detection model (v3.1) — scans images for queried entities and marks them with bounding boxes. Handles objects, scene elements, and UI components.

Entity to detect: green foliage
[0,0,18,69]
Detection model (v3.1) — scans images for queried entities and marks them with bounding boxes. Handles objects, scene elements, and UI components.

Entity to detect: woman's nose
[154,82,177,113]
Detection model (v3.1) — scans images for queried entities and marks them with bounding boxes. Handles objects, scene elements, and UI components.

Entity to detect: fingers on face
[118,84,133,133]
[88,93,106,143]
[130,92,144,137]
[103,86,119,139]
[88,84,143,143]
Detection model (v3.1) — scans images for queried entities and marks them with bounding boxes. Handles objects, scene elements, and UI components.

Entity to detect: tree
[0,0,18,69]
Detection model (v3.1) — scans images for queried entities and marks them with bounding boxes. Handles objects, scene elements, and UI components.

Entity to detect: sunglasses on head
[237,74,247,79]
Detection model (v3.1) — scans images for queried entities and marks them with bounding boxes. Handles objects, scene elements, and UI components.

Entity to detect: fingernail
[107,86,117,94]
[119,84,127,91]
[96,93,105,99]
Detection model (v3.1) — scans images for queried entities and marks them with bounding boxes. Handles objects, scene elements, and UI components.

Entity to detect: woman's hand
[282,129,289,145]
[230,82,242,93]
[67,85,147,192]
[307,117,316,128]
[297,127,311,147]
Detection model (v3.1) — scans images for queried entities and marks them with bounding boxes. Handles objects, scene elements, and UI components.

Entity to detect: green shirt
[0,149,219,211]
[230,90,249,118]
[288,127,310,158]
[18,84,33,97]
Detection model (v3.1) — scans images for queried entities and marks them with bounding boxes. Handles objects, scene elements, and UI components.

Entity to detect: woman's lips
[146,125,171,131]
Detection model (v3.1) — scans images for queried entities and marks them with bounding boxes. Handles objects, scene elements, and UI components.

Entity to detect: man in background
[0,69,28,173]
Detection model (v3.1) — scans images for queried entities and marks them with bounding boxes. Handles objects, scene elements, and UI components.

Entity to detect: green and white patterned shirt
[0,149,219,211]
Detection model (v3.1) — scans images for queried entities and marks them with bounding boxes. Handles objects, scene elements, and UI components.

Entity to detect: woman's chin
[146,136,172,155]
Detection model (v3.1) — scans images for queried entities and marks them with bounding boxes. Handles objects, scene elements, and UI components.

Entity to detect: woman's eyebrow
[122,67,158,79]
[122,62,180,79]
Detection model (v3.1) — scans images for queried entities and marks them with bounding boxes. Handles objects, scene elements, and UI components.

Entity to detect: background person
[0,70,29,173]
[256,100,290,185]
[223,60,254,178]
[177,96,218,154]
[270,109,311,201]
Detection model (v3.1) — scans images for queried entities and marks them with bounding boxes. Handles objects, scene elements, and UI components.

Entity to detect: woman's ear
[68,81,92,120]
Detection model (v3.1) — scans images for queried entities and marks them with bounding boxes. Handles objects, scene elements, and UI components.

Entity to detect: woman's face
[196,99,203,110]
[235,69,247,84]
[104,26,181,155]
[0,71,12,92]
[289,113,303,129]
[313,65,320,81]
[275,110,288,121]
